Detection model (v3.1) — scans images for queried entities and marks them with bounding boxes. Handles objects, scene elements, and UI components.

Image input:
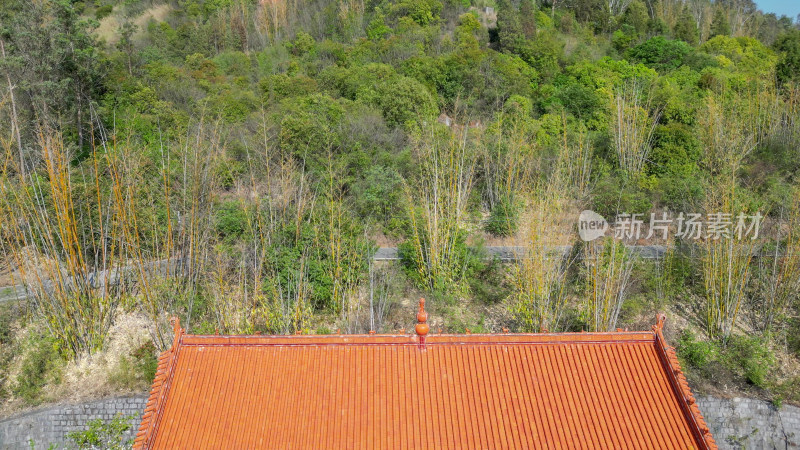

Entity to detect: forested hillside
[1,0,799,415]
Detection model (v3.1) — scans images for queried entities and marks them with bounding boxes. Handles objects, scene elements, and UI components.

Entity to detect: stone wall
[0,395,146,449]
[698,396,799,449]
[0,394,798,449]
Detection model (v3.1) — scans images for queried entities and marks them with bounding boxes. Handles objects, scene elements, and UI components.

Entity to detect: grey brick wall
[0,395,146,449]
[698,396,799,449]
[0,394,797,449]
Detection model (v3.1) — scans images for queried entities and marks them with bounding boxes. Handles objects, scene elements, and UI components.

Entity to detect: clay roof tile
[133,312,717,449]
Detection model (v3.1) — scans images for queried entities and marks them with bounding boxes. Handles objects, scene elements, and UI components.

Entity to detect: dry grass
[0,311,151,418]
[94,3,173,45]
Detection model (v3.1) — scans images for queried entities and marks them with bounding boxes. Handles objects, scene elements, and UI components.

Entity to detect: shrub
[67,414,135,450]
[647,123,701,177]
[628,37,693,72]
[485,196,519,237]
[207,88,257,123]
[653,173,704,211]
[13,332,63,405]
[95,4,113,20]
[391,0,443,26]
[213,51,252,78]
[278,94,347,165]
[373,76,437,127]
[260,74,318,101]
[723,336,775,387]
[110,341,158,389]
[591,174,652,220]
[289,32,316,56]
[351,165,403,221]
[774,30,800,85]
[677,331,718,371]
[215,201,248,241]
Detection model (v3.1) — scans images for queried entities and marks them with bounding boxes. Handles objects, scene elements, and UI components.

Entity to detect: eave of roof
[133,315,717,450]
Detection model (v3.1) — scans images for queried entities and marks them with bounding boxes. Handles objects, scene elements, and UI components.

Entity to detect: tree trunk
[0,38,24,176]
[76,86,83,150]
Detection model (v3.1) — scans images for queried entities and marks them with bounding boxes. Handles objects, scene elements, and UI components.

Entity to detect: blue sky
[755,0,799,20]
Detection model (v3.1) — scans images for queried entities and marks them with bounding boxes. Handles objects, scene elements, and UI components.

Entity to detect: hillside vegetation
[1,0,800,413]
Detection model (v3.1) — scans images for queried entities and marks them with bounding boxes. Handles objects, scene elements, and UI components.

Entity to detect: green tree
[519,0,537,39]
[496,1,524,55]
[673,6,699,45]
[570,0,610,32]
[2,0,104,149]
[628,36,693,72]
[774,30,800,85]
[621,0,649,36]
[710,9,730,38]
[373,76,437,127]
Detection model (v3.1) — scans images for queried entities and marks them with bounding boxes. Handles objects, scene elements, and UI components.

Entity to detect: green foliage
[647,123,701,176]
[653,173,704,210]
[552,81,604,124]
[723,335,776,387]
[213,51,252,77]
[570,0,609,32]
[278,94,347,160]
[391,0,443,26]
[774,30,800,85]
[677,331,719,371]
[215,203,248,242]
[591,174,653,219]
[621,1,648,36]
[95,4,112,19]
[701,35,776,79]
[13,331,63,405]
[320,64,436,127]
[372,76,438,127]
[444,314,490,333]
[628,37,693,72]
[469,257,511,304]
[366,10,391,41]
[679,331,776,388]
[485,195,519,236]
[289,32,316,57]
[206,87,258,122]
[710,8,730,38]
[67,414,134,450]
[399,228,479,294]
[673,6,699,45]
[109,341,158,389]
[351,166,403,221]
[260,74,318,101]
[612,26,638,53]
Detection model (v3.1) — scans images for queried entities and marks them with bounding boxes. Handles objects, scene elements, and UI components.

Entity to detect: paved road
[0,245,712,303]
[0,258,184,304]
[374,245,668,261]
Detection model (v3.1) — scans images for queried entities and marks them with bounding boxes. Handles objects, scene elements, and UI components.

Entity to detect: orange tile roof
[134,302,716,449]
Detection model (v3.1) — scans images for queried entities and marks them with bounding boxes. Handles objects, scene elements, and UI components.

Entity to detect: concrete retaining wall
[0,395,146,449]
[697,396,799,449]
[0,394,797,449]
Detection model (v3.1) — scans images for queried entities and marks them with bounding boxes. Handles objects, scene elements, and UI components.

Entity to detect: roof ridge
[652,314,718,450]
[133,318,184,450]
